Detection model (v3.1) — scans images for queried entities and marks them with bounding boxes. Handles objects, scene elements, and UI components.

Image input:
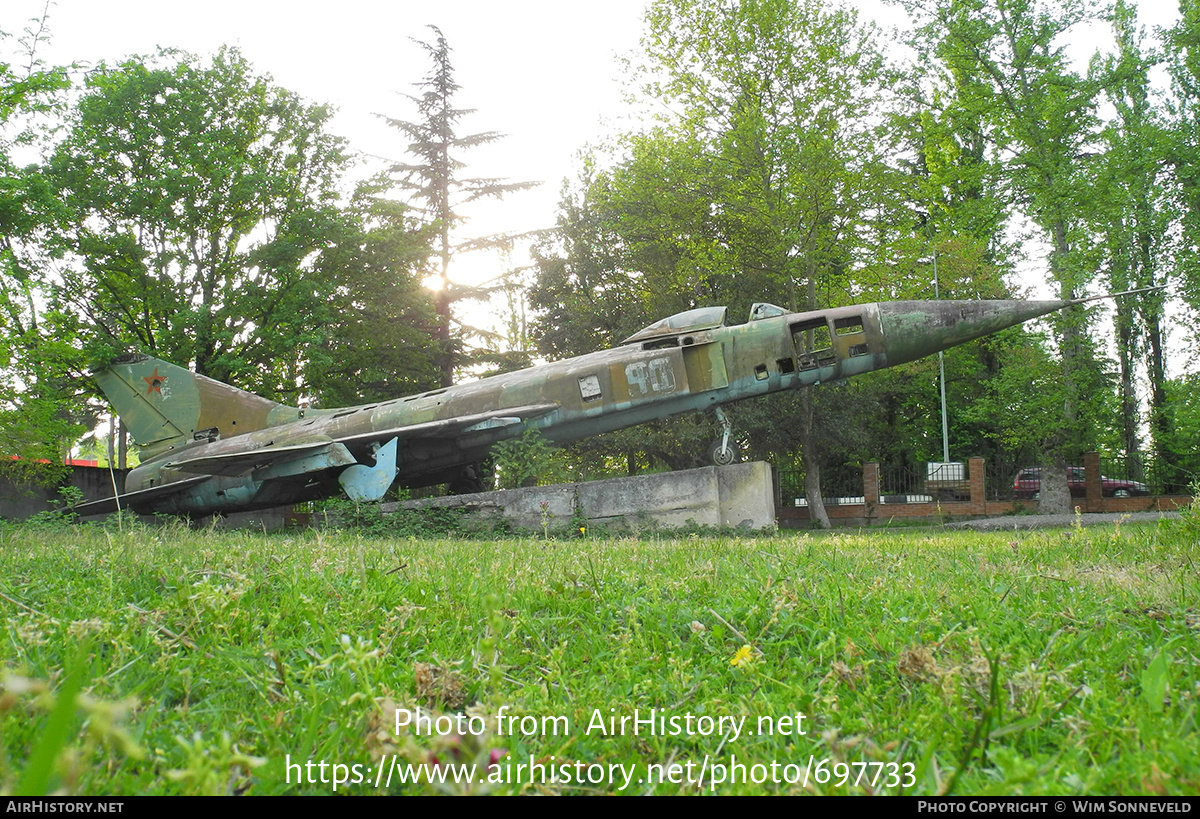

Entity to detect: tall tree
[381,26,538,387]
[47,47,433,402]
[303,179,441,406]
[1087,0,1178,479]
[533,0,902,525]
[0,10,83,481]
[900,0,1112,510]
[1159,0,1200,489]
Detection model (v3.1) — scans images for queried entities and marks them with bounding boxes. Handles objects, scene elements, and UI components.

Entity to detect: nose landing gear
[707,407,741,466]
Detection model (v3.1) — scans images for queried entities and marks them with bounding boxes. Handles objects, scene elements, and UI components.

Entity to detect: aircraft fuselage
[86,297,1089,516]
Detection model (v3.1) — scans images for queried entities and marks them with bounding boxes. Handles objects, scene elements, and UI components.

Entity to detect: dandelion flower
[730,644,754,667]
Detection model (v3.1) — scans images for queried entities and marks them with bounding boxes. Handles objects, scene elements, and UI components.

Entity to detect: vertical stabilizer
[93,354,293,459]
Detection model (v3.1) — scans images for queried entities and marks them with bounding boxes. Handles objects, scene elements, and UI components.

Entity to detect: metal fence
[1100,455,1197,496]
[779,454,1196,510]
[987,455,1197,501]
[778,462,864,506]
[879,464,924,499]
[986,458,1025,501]
[879,461,971,503]
[779,461,975,505]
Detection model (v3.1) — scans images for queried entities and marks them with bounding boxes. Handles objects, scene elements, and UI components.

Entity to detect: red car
[1013,467,1150,500]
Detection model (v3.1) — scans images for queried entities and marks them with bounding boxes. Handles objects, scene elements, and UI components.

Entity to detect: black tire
[708,438,739,466]
[449,465,484,495]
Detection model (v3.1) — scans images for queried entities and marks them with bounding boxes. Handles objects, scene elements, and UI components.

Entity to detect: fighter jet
[73,294,1132,517]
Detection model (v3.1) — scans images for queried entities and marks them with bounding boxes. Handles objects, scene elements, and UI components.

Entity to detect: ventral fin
[338,438,399,502]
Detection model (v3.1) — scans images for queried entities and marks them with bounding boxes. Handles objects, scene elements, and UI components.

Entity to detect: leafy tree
[0,315,89,485]
[0,12,83,482]
[46,47,433,402]
[381,26,538,387]
[1157,375,1200,489]
[531,132,730,354]
[491,426,569,489]
[1157,0,1200,488]
[302,180,441,406]
[892,0,1095,490]
[897,0,1115,510]
[532,0,914,525]
[1085,1,1179,478]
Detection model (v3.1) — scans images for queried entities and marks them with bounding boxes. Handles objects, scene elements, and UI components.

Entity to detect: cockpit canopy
[748,303,788,321]
[622,306,728,344]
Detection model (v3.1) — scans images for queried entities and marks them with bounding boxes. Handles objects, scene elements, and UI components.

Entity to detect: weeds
[316,498,503,538]
[0,520,1195,794]
[1171,480,1200,541]
[18,485,86,530]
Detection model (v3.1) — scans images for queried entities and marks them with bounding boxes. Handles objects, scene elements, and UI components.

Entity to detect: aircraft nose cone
[878,299,1072,366]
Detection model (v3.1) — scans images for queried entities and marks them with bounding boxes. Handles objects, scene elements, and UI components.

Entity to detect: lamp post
[932,242,950,464]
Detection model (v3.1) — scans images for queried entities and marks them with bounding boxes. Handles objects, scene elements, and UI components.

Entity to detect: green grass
[0,516,1196,795]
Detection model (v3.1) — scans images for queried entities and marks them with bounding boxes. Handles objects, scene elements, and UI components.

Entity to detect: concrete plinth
[381,461,777,533]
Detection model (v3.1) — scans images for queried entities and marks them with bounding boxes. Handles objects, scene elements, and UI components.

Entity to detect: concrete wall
[6,461,775,532]
[381,461,777,533]
[0,465,126,521]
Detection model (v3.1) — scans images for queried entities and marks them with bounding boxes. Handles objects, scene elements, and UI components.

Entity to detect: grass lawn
[0,513,1196,795]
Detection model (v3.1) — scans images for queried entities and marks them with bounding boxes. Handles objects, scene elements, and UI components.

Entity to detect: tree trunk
[799,386,830,529]
[1050,218,1094,465]
[1114,294,1140,459]
[1038,461,1072,515]
[796,265,830,528]
[1142,305,1178,490]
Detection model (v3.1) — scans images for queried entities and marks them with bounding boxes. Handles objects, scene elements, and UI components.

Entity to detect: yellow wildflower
[730,644,754,667]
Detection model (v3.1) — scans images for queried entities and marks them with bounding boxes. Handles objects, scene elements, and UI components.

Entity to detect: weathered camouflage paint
[84,298,1079,516]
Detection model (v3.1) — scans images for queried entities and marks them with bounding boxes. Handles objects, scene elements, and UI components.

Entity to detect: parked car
[1012,467,1149,500]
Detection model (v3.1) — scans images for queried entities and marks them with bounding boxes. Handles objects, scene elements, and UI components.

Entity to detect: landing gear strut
[448,464,485,495]
[708,407,740,466]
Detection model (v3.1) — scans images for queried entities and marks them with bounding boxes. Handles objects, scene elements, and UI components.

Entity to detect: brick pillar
[968,457,986,514]
[864,462,880,514]
[1083,451,1103,513]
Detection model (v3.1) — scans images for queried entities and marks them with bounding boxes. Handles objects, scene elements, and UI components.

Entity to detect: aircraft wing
[335,402,561,447]
[73,475,211,517]
[166,440,355,477]
[164,403,561,478]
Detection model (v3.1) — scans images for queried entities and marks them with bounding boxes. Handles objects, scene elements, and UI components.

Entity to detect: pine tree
[381,26,538,386]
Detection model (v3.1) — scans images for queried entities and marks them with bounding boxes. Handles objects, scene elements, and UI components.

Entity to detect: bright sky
[7,0,653,310]
[4,0,1185,351]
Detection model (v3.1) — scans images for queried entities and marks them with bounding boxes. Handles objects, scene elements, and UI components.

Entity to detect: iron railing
[779,455,1196,509]
[986,458,1025,501]
[778,462,864,506]
[780,461,975,505]
[1100,455,1197,496]
[879,461,971,503]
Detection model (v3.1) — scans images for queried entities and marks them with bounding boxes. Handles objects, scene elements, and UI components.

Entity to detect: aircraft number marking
[625,357,676,397]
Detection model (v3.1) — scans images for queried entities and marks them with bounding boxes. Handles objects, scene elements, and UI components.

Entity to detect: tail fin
[93,353,299,459]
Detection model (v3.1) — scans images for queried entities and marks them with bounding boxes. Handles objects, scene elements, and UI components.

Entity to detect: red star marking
[144,368,167,395]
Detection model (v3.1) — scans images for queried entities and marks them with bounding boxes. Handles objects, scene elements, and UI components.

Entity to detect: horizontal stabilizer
[73,475,211,517]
